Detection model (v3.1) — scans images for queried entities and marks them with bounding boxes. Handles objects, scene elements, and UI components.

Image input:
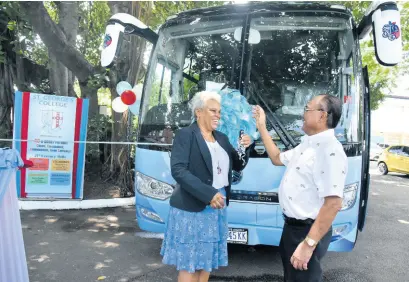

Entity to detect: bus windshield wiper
[252,92,296,150]
[247,68,296,149]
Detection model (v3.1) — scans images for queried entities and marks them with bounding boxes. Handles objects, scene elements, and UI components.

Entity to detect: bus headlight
[136,172,173,200]
[341,182,358,210]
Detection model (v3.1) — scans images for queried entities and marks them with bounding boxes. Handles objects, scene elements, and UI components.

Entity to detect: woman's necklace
[201,131,222,175]
[201,131,215,142]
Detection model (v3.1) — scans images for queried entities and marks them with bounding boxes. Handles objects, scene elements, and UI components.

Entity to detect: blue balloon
[116,81,132,96]
[128,99,141,116]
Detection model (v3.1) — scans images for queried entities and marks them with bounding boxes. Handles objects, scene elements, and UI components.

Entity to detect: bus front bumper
[135,192,357,251]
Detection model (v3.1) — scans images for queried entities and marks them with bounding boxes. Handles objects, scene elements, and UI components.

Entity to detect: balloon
[116,81,132,96]
[128,99,141,115]
[121,90,137,105]
[132,84,143,96]
[112,97,128,113]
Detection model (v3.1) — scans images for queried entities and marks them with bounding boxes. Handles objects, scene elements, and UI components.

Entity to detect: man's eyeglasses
[304,106,324,113]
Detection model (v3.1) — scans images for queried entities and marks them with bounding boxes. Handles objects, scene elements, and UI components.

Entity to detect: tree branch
[19,1,94,82]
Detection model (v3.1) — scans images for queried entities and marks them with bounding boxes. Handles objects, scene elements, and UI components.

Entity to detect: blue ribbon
[217,89,259,149]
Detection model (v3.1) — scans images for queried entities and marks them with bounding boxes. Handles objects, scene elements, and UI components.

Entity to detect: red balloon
[121,90,137,105]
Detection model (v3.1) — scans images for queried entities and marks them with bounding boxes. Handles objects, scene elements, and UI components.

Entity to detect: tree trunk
[0,55,15,147]
[60,1,79,97]
[0,17,17,146]
[19,1,93,82]
[106,1,139,196]
[48,2,79,97]
[49,52,69,96]
[0,10,49,148]
[15,41,27,91]
[79,81,99,117]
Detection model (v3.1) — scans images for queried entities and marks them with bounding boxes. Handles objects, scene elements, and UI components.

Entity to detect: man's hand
[252,105,284,166]
[307,196,342,246]
[253,105,266,130]
[210,192,225,209]
[290,240,315,271]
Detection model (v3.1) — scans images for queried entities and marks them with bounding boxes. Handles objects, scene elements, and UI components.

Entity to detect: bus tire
[378,162,388,175]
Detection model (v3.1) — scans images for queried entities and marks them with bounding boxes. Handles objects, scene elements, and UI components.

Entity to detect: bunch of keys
[237,130,246,166]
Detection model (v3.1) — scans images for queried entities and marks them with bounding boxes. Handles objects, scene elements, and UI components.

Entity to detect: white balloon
[112,97,128,113]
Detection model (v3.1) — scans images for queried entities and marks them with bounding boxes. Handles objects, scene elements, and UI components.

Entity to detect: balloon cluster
[112,81,141,115]
[217,89,259,149]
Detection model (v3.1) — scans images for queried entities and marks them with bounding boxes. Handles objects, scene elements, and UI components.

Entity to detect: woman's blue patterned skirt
[160,188,228,273]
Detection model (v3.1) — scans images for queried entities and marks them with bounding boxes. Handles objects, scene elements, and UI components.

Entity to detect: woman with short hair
[161,91,253,282]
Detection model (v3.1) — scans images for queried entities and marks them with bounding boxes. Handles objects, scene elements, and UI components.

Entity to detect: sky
[371,74,409,134]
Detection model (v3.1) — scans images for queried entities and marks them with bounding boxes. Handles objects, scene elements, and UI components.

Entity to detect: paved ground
[22,162,409,282]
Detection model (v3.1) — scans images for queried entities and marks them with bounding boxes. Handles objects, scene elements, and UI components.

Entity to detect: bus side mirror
[101,13,158,68]
[101,23,124,68]
[370,2,402,66]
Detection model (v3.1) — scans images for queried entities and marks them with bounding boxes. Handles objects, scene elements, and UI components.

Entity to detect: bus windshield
[138,11,360,152]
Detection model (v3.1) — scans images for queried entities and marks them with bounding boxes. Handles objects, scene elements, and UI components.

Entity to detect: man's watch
[304,236,318,248]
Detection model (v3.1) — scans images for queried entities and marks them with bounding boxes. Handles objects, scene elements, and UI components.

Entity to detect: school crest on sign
[52,111,63,129]
[41,110,63,133]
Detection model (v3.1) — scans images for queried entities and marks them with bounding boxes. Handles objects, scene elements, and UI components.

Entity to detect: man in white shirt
[254,94,347,282]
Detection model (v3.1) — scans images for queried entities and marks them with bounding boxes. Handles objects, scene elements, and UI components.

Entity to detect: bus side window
[150,63,173,106]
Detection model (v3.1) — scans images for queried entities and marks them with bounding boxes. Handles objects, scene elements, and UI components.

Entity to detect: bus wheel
[378,162,388,175]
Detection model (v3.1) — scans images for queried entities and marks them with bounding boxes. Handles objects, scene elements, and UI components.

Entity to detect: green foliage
[183,73,199,101]
[332,1,407,109]
[336,1,370,21]
[98,87,112,107]
[148,1,222,29]
[2,0,408,113]
[86,114,112,160]
[44,1,59,23]
[361,41,398,110]
[77,2,111,66]
[0,2,47,66]
[7,20,17,31]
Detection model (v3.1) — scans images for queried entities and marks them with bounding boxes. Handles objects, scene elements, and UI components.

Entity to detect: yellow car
[377,146,409,175]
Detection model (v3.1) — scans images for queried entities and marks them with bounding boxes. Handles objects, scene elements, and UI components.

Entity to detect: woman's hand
[253,105,267,130]
[240,134,252,148]
[210,192,225,209]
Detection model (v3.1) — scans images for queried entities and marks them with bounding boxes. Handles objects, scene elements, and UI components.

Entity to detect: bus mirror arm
[108,13,158,44]
[101,13,158,68]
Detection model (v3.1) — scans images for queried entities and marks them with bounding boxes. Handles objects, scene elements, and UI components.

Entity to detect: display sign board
[13,92,89,199]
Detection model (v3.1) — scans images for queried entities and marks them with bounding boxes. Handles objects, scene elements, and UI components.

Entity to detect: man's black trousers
[279,220,332,282]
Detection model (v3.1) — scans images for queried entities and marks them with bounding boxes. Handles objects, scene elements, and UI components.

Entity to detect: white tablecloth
[0,149,29,282]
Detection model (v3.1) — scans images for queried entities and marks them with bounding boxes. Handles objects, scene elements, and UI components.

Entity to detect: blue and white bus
[101,1,402,251]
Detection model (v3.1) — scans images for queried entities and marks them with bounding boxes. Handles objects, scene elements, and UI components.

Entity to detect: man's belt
[283,214,315,226]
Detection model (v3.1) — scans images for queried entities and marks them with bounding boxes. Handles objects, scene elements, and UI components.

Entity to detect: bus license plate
[228,228,248,244]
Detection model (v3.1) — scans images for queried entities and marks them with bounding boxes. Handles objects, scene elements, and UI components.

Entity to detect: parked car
[377,143,390,149]
[377,145,409,175]
[370,142,384,161]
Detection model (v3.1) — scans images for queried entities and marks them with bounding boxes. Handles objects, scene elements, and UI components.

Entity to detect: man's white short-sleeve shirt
[279,129,348,220]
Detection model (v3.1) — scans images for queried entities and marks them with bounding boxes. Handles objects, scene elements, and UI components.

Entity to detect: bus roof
[165,2,352,24]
